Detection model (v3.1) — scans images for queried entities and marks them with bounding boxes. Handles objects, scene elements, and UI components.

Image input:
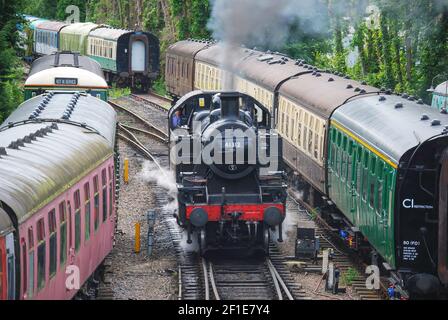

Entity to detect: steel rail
[109,100,167,138]
[117,131,165,175]
[202,258,210,300]
[266,259,283,300]
[208,262,220,300]
[267,259,294,300]
[119,123,167,143]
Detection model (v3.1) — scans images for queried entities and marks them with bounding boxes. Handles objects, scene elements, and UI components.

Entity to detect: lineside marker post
[124,158,129,184]
[135,222,141,253]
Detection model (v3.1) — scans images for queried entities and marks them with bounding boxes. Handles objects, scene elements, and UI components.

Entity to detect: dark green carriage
[327,120,396,267]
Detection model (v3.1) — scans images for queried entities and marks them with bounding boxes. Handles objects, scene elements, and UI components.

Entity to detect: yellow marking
[199,97,205,108]
[331,120,398,169]
[124,158,129,184]
[135,222,141,253]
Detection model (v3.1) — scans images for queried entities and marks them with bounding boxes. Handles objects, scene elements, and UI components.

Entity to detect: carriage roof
[0,92,116,223]
[332,94,448,164]
[29,52,104,77]
[35,20,67,32]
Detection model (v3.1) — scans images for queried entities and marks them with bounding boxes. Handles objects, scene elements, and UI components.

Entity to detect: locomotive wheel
[198,229,206,256]
[263,227,270,256]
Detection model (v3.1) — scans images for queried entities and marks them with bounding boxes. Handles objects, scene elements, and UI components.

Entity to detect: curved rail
[117,129,165,174]
[267,259,294,300]
[202,258,210,300]
[109,100,168,139]
[119,123,167,143]
[267,259,284,300]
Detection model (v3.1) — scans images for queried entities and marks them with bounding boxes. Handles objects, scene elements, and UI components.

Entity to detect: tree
[0,0,24,122]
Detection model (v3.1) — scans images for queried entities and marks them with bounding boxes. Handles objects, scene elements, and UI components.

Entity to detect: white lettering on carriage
[402,198,433,209]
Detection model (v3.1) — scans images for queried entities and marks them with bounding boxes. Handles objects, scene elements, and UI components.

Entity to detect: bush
[109,85,131,99]
[340,267,359,286]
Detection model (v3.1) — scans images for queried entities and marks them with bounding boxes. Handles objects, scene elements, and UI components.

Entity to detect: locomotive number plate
[55,77,78,85]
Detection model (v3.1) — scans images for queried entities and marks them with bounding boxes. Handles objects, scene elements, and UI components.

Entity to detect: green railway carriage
[59,22,100,55]
[87,28,125,73]
[26,17,160,92]
[86,27,160,91]
[432,81,448,111]
[327,118,397,267]
[328,94,448,291]
[24,52,108,101]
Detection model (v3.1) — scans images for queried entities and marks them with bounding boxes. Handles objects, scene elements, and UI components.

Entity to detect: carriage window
[370,156,376,175]
[102,169,108,222]
[341,151,347,182]
[37,218,46,290]
[48,209,57,277]
[369,181,376,209]
[27,227,34,298]
[59,202,67,267]
[21,240,27,297]
[84,183,91,241]
[361,150,369,200]
[109,181,113,217]
[377,179,383,214]
[314,132,319,160]
[348,151,354,185]
[74,190,81,251]
[94,176,100,230]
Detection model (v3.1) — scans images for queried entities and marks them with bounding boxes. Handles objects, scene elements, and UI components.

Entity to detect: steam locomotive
[169,91,287,255]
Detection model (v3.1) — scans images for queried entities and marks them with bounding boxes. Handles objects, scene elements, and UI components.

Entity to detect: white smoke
[207,0,330,89]
[207,0,329,48]
[139,161,202,253]
[139,161,177,196]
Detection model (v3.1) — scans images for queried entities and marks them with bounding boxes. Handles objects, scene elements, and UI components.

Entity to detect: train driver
[172,109,182,128]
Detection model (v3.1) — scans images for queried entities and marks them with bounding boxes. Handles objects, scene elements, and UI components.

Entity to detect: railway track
[180,253,307,300]
[200,257,292,300]
[287,192,387,300]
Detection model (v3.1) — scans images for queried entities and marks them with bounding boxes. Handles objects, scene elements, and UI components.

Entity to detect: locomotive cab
[169,91,286,255]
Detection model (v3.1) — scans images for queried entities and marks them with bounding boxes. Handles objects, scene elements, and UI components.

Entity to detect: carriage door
[5,233,15,300]
[131,40,145,72]
[438,148,448,285]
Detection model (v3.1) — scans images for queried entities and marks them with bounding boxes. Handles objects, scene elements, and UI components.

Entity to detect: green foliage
[152,77,168,97]
[24,0,86,22]
[340,267,360,286]
[109,85,131,99]
[55,0,86,22]
[0,0,24,122]
[24,0,58,19]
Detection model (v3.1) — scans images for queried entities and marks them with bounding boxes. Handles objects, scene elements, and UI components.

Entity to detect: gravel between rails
[104,96,177,300]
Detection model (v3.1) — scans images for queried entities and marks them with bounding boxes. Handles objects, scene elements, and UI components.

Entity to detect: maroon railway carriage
[0,91,117,299]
